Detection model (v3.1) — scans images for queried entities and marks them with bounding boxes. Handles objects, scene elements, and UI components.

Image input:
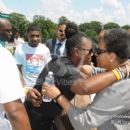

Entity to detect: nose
[33,36,38,41]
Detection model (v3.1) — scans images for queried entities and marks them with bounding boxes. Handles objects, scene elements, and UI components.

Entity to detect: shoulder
[46,39,53,43]
[0,47,12,59]
[45,38,56,46]
[39,43,50,50]
[0,47,17,68]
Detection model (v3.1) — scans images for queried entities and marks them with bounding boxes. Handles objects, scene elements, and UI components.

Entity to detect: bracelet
[112,69,121,80]
[124,64,129,78]
[54,93,63,101]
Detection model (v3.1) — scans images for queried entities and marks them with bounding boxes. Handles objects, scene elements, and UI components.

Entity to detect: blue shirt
[54,39,66,56]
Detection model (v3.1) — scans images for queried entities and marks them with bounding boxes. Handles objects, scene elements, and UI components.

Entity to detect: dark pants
[24,101,57,130]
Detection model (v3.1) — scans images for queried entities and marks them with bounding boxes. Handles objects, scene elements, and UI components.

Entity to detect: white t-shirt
[0,47,25,130]
[14,37,25,47]
[14,43,51,87]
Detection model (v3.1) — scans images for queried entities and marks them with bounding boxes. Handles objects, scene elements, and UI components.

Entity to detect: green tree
[79,23,91,32]
[58,16,70,24]
[103,22,120,29]
[9,12,29,39]
[79,21,102,41]
[89,21,103,34]
[121,25,130,30]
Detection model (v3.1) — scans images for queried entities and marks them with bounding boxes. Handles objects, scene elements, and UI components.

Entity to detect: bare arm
[17,65,24,86]
[4,99,31,130]
[71,71,117,95]
[43,71,117,110]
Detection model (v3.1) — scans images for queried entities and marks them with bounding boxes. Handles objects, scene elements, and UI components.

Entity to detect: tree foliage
[58,16,70,24]
[79,21,102,41]
[9,12,29,38]
[8,12,130,43]
[103,22,120,29]
[121,25,130,30]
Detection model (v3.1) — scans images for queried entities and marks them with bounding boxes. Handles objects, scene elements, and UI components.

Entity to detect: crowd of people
[0,17,130,130]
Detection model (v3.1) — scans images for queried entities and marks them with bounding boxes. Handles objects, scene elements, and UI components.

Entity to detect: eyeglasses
[58,29,65,33]
[96,48,107,55]
[80,48,93,54]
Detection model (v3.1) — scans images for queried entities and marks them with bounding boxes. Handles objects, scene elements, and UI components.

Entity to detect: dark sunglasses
[96,48,107,55]
[58,29,65,33]
[80,48,93,54]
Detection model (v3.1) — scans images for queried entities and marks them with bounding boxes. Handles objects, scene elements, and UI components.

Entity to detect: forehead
[81,37,92,47]
[28,31,40,35]
[58,24,66,30]
[0,23,12,30]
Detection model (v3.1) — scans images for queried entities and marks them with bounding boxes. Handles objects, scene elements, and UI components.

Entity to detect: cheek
[84,55,92,65]
[96,55,105,67]
[97,55,110,68]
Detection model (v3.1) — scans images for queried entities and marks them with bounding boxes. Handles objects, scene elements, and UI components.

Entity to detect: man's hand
[27,88,42,107]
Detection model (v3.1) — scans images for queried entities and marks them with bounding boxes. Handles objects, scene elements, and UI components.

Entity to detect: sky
[0,0,130,26]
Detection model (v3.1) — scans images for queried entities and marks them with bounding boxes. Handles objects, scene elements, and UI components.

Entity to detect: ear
[109,52,117,62]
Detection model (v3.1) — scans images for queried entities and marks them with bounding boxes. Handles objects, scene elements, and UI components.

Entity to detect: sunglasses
[58,29,65,33]
[96,48,107,55]
[80,48,93,54]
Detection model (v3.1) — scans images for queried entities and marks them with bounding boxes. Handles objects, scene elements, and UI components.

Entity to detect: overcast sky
[0,0,130,26]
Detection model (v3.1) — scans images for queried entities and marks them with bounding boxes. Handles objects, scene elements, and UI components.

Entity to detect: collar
[56,39,66,45]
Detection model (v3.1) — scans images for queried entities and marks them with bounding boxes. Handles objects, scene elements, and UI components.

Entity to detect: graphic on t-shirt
[26,54,44,73]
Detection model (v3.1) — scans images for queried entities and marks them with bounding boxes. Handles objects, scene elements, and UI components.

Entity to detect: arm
[71,71,117,95]
[71,62,130,95]
[4,99,31,130]
[17,64,24,86]
[17,64,42,107]
[44,81,128,130]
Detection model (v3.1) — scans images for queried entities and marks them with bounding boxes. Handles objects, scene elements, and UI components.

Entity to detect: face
[57,24,66,41]
[27,31,41,47]
[0,22,12,41]
[96,40,113,70]
[15,32,20,38]
[78,37,93,65]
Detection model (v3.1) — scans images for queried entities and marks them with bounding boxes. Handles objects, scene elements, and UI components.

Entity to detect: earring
[110,59,113,63]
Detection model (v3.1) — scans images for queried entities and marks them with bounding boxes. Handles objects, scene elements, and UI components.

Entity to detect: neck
[28,42,38,47]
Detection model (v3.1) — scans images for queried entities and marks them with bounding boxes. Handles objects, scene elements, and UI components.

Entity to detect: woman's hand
[42,83,61,99]
[79,65,93,77]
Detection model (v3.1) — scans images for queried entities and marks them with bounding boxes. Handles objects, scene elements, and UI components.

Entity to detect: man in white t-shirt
[14,32,25,47]
[14,24,51,87]
[14,24,51,103]
[0,18,31,130]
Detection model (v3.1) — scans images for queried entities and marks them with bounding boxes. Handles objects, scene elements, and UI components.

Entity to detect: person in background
[14,31,25,47]
[0,18,31,130]
[45,22,67,57]
[43,28,130,130]
[14,24,51,88]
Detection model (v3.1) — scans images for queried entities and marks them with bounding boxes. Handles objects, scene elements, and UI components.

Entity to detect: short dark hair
[58,22,67,27]
[27,24,41,34]
[66,32,90,57]
[104,28,130,59]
